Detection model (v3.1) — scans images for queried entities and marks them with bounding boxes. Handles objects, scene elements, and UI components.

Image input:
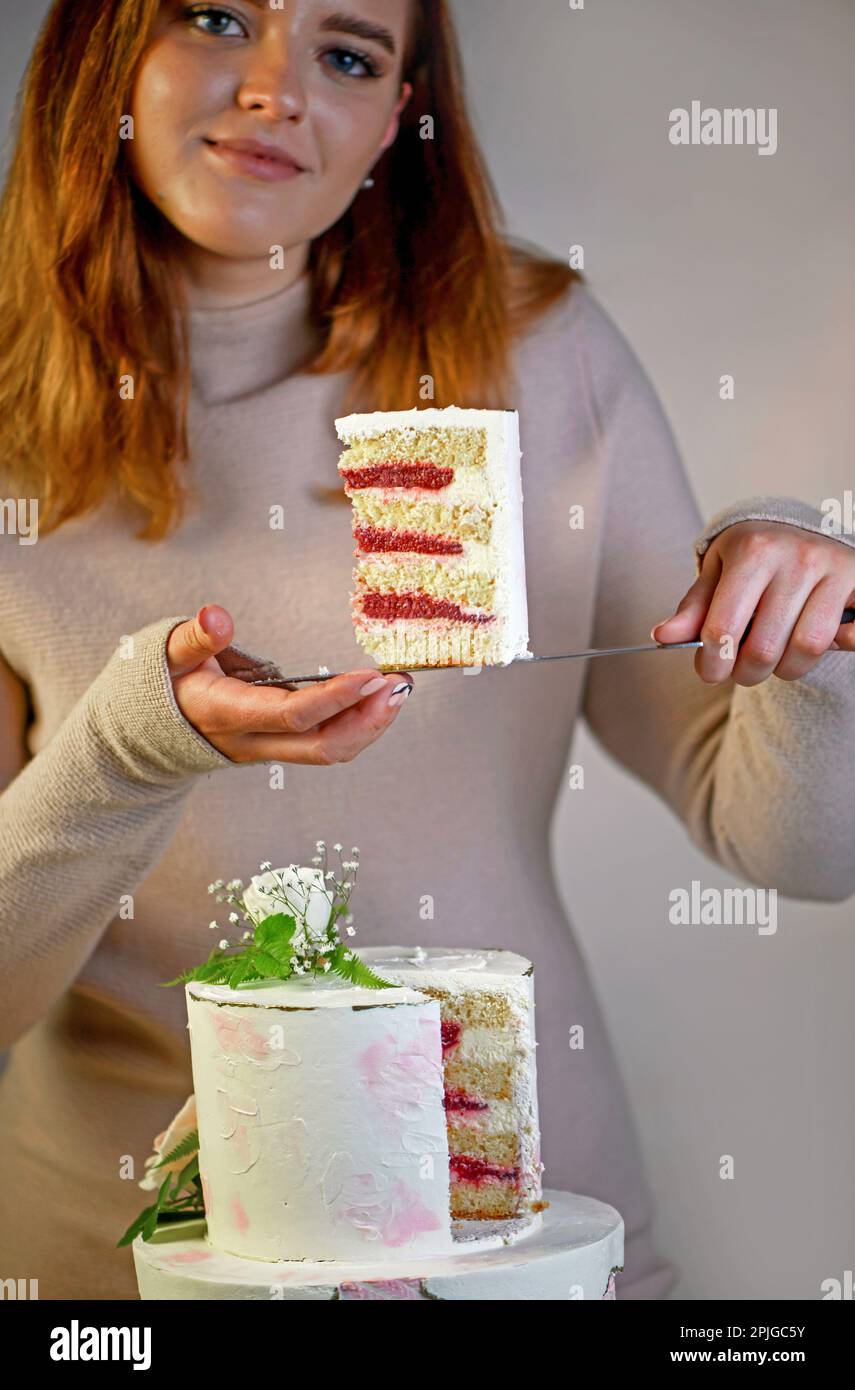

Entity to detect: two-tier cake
[132,943,624,1299]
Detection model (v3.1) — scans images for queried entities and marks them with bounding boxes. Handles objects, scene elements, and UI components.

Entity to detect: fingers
[729,571,820,685]
[692,559,771,684]
[650,551,722,644]
[772,579,855,681]
[201,668,413,737]
[167,606,234,676]
[237,680,412,765]
[192,666,415,763]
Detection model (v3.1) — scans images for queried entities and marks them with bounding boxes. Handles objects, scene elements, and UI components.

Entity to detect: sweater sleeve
[0,614,279,1049]
[575,289,855,903]
[693,494,855,573]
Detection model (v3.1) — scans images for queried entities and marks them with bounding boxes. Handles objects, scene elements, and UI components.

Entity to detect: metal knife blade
[250,604,855,686]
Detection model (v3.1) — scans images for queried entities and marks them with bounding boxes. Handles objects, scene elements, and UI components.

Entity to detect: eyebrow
[242,4,398,57]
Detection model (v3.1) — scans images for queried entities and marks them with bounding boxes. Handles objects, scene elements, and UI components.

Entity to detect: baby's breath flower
[208,920,218,930]
[219,939,230,950]
[333,843,342,853]
[259,861,272,871]
[345,925,356,936]
[242,931,252,941]
[228,912,239,924]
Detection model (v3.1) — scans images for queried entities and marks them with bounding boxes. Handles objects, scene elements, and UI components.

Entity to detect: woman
[1,0,853,1301]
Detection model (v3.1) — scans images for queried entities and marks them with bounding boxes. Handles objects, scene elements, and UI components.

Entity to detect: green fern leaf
[328,946,395,990]
[152,1128,199,1171]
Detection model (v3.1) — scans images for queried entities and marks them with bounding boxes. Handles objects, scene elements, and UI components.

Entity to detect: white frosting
[360,945,534,985]
[186,975,453,1263]
[361,948,543,1205]
[335,407,530,664]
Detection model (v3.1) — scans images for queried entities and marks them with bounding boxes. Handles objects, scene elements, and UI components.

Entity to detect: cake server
[249,606,854,686]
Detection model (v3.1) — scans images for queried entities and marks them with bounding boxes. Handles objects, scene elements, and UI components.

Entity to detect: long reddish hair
[0,0,579,539]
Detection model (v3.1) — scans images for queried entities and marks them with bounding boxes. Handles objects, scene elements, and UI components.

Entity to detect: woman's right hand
[166,605,413,766]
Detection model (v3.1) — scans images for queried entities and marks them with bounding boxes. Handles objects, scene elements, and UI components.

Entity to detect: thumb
[166,605,235,676]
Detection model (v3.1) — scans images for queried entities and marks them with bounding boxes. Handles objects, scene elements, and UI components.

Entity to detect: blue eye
[322,47,381,80]
[183,6,246,39]
[180,8,382,79]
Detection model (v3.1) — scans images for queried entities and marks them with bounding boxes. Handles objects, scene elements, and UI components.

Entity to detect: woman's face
[127,1,413,297]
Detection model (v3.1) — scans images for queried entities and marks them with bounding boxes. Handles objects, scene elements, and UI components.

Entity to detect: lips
[207,138,304,170]
[203,137,307,183]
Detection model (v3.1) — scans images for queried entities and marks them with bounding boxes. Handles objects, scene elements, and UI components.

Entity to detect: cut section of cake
[335,406,530,668]
[363,947,543,1221]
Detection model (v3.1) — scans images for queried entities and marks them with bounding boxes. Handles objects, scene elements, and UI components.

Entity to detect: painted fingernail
[387,681,413,708]
[359,676,388,696]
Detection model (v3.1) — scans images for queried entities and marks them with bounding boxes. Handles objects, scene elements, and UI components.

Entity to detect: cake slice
[335,406,530,668]
[363,947,544,1221]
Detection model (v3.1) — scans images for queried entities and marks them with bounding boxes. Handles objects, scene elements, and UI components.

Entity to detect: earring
[362,175,375,188]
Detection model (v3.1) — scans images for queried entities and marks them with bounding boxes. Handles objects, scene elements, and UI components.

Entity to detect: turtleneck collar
[185,270,324,406]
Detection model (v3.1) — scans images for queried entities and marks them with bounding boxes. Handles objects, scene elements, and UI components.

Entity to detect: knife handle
[737,604,854,649]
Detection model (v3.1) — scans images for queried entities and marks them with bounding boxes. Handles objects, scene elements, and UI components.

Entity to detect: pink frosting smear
[210,1011,271,1061]
[337,1279,428,1300]
[230,1193,250,1233]
[358,1028,442,1117]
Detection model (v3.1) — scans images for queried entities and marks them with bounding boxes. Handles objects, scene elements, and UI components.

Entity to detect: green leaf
[161,947,234,988]
[117,1174,176,1248]
[152,1128,199,1171]
[225,955,259,989]
[117,1202,160,1248]
[251,948,290,979]
[175,1155,200,1188]
[328,946,395,990]
[254,913,297,959]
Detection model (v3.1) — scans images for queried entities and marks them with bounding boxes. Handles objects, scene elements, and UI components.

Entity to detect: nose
[236,43,308,122]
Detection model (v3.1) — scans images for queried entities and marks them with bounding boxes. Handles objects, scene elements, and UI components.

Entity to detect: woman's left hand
[651,520,855,686]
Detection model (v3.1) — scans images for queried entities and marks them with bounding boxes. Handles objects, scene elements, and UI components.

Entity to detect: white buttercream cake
[364,948,544,1221]
[184,948,543,1265]
[335,406,530,668]
[186,975,453,1263]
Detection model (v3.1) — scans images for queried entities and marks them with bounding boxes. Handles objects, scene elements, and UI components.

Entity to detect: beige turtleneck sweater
[1,270,853,1300]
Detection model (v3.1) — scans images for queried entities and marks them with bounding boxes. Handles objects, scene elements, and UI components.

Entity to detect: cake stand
[133,1190,623,1300]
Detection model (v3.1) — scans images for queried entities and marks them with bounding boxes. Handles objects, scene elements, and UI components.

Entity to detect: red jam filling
[449,1154,520,1187]
[355,525,463,556]
[444,1088,489,1113]
[441,1020,461,1054]
[341,461,454,490]
[361,591,495,624]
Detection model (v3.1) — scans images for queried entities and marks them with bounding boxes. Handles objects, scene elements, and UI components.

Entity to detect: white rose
[242,865,334,943]
[139,1095,197,1192]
